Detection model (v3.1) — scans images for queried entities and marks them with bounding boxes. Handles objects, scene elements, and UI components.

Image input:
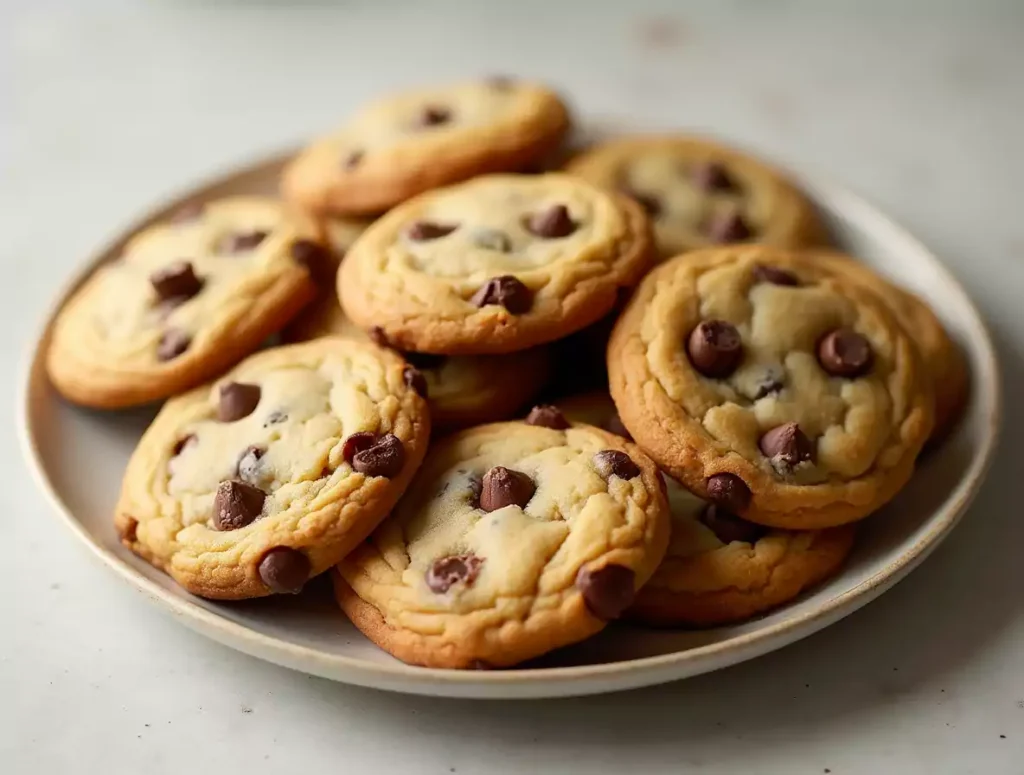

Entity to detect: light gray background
[4,2,1023,773]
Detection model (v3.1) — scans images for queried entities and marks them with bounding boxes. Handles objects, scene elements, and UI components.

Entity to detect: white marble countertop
[4,3,1023,773]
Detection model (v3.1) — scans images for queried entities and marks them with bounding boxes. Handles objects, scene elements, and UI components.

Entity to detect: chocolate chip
[425,554,484,594]
[699,504,766,544]
[604,413,632,440]
[621,187,662,217]
[156,329,190,361]
[406,221,458,241]
[705,473,751,513]
[170,202,204,224]
[705,208,752,243]
[760,426,813,478]
[752,264,799,286]
[217,382,261,422]
[592,450,641,480]
[470,275,532,313]
[342,432,377,464]
[818,329,873,378]
[472,228,512,252]
[575,564,635,620]
[172,434,196,456]
[368,326,390,347]
[692,161,736,192]
[236,445,266,484]
[352,433,405,478]
[212,480,266,530]
[403,366,428,398]
[290,239,331,283]
[525,405,569,430]
[257,547,310,594]
[150,261,203,301]
[418,105,451,126]
[343,150,363,169]
[404,351,446,370]
[526,204,577,238]
[479,466,536,513]
[217,230,268,254]
[263,410,287,427]
[687,320,743,378]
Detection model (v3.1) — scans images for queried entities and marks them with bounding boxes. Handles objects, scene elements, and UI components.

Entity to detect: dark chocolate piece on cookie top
[817,329,873,378]
[351,433,405,478]
[156,329,191,361]
[526,204,577,238]
[343,150,364,170]
[470,275,532,313]
[525,404,569,430]
[687,320,743,378]
[592,450,641,480]
[691,161,736,193]
[426,554,484,594]
[479,466,536,512]
[150,261,203,301]
[417,105,452,127]
[216,230,268,254]
[406,221,458,241]
[759,422,814,474]
[705,207,753,243]
[217,382,261,422]
[213,479,266,531]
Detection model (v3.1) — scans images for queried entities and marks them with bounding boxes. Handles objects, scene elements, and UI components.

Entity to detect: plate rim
[17,148,1003,697]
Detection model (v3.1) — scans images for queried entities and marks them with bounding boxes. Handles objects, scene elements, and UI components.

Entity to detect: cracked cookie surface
[558,392,855,625]
[567,135,826,258]
[338,173,655,354]
[808,250,967,443]
[334,417,670,668]
[282,78,571,216]
[607,246,933,529]
[115,338,430,600]
[47,197,324,408]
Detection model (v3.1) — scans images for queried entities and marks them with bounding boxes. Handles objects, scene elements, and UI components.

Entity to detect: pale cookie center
[395,191,598,280]
[168,367,345,527]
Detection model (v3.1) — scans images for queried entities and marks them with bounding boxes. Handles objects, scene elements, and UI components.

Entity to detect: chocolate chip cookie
[334,416,670,668]
[607,246,934,529]
[285,294,552,430]
[115,337,430,600]
[558,392,855,625]
[809,250,968,443]
[338,173,655,354]
[281,78,571,216]
[47,197,327,408]
[567,135,827,258]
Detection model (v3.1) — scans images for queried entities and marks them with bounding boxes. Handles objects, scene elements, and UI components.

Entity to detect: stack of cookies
[45,77,967,670]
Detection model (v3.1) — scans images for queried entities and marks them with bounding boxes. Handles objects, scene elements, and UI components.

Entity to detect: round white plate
[20,152,1000,699]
